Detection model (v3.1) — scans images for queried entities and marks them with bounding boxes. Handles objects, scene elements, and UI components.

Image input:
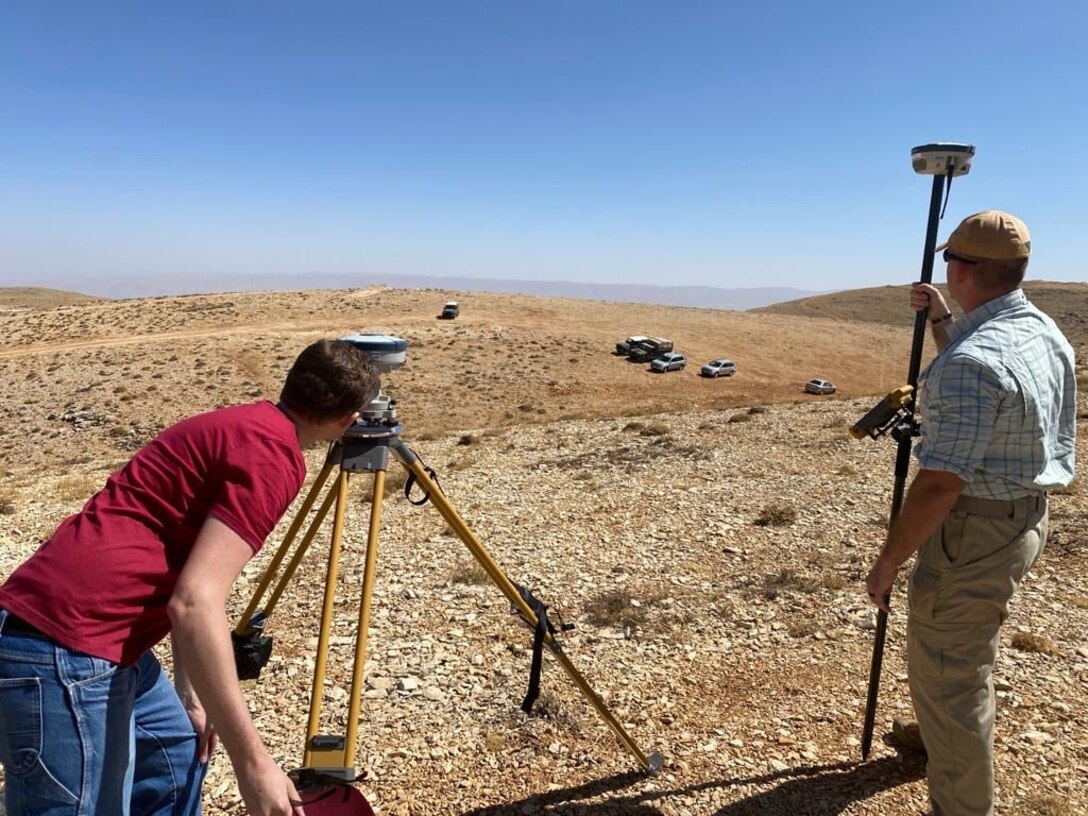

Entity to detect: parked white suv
[650,352,687,372]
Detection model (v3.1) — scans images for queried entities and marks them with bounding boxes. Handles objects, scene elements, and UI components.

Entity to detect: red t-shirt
[0,401,305,665]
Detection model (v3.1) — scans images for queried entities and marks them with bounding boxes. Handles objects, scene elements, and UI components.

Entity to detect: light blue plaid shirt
[916,289,1077,499]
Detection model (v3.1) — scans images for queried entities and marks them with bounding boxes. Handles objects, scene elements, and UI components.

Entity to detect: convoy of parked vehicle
[612,332,836,394]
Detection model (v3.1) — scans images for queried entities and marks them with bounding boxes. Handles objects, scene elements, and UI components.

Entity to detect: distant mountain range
[3,271,818,310]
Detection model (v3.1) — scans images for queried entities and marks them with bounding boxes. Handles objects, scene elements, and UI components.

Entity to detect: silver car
[650,352,687,372]
[700,358,737,378]
[804,378,837,395]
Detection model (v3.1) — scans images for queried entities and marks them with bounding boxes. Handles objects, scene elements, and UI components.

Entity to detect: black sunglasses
[943,248,978,265]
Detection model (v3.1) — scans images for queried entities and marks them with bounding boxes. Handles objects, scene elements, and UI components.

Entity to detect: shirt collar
[946,288,1027,344]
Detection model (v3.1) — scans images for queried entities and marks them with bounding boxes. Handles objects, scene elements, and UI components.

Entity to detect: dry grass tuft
[448,559,489,586]
[530,689,580,733]
[55,474,99,502]
[728,413,753,423]
[1050,476,1080,496]
[584,587,647,630]
[755,501,796,527]
[0,485,15,515]
[761,568,820,600]
[789,620,818,639]
[1010,632,1061,656]
[356,468,410,502]
[639,422,669,437]
[1069,595,1088,610]
[1025,794,1077,816]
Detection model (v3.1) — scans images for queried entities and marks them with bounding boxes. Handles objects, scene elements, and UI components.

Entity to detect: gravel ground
[0,288,1085,815]
[2,401,1085,815]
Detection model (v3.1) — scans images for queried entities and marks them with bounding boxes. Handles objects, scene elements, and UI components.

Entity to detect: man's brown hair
[970,257,1029,292]
[279,339,380,423]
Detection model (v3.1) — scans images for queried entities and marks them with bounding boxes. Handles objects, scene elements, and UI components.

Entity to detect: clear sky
[1,1,1085,292]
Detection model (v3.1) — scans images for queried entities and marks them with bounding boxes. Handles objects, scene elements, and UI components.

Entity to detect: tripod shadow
[459,754,925,815]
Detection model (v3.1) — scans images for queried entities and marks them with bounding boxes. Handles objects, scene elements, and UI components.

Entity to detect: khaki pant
[907,494,1047,816]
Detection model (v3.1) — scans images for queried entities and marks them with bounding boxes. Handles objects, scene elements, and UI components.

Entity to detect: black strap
[511,583,574,714]
[519,587,549,713]
[404,463,439,506]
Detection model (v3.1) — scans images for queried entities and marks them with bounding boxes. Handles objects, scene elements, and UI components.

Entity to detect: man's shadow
[460,752,925,815]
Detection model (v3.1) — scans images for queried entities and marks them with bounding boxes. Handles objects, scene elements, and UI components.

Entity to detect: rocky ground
[0,288,1086,815]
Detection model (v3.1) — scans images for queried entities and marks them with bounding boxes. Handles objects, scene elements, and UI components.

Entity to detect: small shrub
[1025,794,1076,816]
[530,689,580,732]
[55,475,99,502]
[482,730,507,753]
[821,573,849,591]
[728,413,753,423]
[836,463,860,476]
[755,501,797,527]
[584,588,647,630]
[0,488,15,515]
[639,422,669,437]
[761,568,820,600]
[788,620,818,639]
[622,421,645,432]
[357,468,409,502]
[1050,476,1079,496]
[1010,632,1061,656]
[457,434,478,446]
[448,559,489,585]
[748,405,767,415]
[1069,595,1088,610]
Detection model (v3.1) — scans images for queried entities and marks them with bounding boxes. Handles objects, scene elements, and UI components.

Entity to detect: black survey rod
[860,171,945,759]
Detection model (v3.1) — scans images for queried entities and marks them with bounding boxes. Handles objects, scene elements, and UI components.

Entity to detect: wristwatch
[930,311,953,325]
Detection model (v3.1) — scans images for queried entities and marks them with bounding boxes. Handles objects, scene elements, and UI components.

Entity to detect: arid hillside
[0,285,1085,816]
[756,281,1088,363]
[0,285,924,477]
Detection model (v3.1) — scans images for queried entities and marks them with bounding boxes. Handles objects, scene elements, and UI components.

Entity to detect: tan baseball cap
[935,210,1031,260]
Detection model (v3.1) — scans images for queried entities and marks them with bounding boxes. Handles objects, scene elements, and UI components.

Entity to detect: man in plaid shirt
[865,211,1076,816]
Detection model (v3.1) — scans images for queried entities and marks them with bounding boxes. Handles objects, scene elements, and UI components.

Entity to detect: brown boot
[891,718,927,755]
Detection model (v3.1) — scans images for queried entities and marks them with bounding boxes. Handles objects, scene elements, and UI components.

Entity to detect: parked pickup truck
[628,336,674,363]
[615,335,649,355]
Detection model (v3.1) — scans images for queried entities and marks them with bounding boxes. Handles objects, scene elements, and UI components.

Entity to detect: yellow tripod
[232,421,663,785]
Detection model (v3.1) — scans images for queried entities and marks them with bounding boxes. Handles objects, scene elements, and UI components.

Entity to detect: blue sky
[1,1,1085,293]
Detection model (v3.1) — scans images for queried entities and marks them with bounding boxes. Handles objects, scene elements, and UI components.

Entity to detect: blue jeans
[0,610,207,815]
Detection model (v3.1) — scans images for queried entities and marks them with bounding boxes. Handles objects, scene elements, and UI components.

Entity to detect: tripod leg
[303,470,352,769]
[264,482,340,615]
[235,456,338,634]
[343,469,386,769]
[390,438,663,774]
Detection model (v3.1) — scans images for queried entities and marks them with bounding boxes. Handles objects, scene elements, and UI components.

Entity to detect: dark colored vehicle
[615,335,649,355]
[439,301,460,319]
[628,336,674,362]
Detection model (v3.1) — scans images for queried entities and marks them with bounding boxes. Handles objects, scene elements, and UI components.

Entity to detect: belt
[2,613,52,639]
[952,493,1045,519]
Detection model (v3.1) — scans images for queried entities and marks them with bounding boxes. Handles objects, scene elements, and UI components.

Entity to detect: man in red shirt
[0,338,379,816]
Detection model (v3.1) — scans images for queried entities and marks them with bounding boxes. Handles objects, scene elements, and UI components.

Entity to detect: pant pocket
[0,677,79,805]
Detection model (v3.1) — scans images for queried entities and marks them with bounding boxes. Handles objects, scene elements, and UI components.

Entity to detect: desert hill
[756,281,1088,360]
[0,285,921,476]
[0,285,101,309]
[0,285,1085,816]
